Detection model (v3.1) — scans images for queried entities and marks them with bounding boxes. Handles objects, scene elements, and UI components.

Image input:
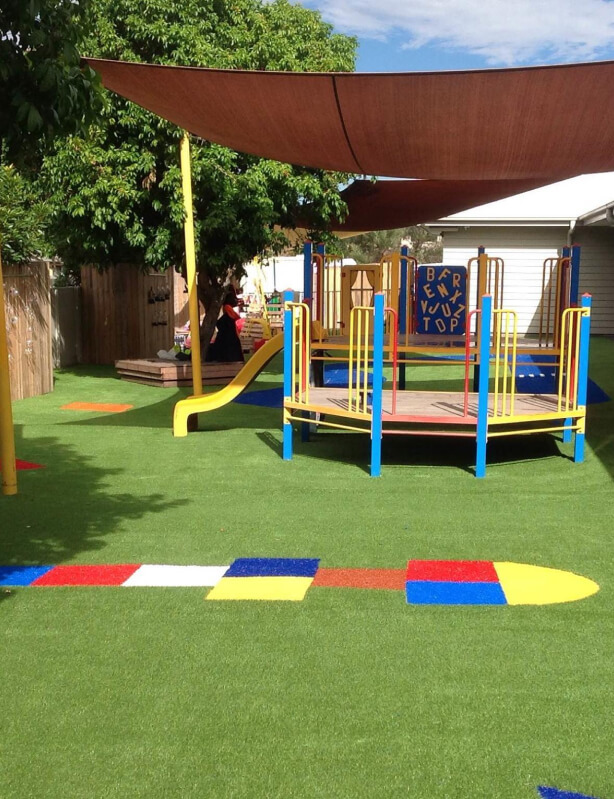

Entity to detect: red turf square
[32,565,140,586]
[406,560,498,583]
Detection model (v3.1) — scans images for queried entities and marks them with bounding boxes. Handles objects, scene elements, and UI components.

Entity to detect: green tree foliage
[0,165,49,265]
[42,0,357,349]
[0,0,100,165]
[341,226,443,264]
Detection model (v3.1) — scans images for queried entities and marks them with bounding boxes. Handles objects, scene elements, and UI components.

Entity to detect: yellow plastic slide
[173,335,284,436]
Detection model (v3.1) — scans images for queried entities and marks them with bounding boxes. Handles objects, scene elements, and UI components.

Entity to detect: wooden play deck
[115,358,244,387]
[291,387,564,425]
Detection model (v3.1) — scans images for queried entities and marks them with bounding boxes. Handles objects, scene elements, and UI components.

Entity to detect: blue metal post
[303,241,312,304]
[475,294,492,478]
[473,246,486,392]
[574,294,592,463]
[370,293,385,477]
[398,245,408,390]
[282,290,294,460]
[569,244,581,307]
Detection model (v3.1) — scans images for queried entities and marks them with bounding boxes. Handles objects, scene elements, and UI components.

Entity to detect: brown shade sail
[332,178,548,232]
[86,57,614,181]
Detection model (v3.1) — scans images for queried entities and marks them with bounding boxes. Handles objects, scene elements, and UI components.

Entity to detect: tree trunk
[197,278,224,360]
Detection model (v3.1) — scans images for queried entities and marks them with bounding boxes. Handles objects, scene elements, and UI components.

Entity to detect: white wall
[574,226,614,334]
[442,225,614,335]
[443,226,572,335]
[243,256,305,298]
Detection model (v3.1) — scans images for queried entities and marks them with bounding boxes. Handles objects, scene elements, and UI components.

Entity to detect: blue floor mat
[324,365,386,388]
[514,355,610,404]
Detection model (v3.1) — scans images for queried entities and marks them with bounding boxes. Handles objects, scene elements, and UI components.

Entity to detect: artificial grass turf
[1,343,614,798]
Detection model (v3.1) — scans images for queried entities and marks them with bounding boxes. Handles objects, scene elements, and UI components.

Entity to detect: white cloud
[306,0,614,65]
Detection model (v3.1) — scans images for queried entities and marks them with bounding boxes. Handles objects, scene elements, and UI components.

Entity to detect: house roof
[435,173,614,226]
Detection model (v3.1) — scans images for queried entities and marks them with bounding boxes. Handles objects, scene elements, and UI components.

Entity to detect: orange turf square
[312,568,407,590]
[406,560,498,583]
[61,402,134,413]
[31,565,140,586]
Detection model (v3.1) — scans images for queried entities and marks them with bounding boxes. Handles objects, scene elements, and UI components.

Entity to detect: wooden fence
[4,261,54,400]
[81,266,175,364]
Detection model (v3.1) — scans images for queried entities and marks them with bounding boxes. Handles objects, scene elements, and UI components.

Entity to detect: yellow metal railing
[492,309,518,418]
[557,306,586,413]
[289,302,311,406]
[312,253,343,341]
[348,305,373,415]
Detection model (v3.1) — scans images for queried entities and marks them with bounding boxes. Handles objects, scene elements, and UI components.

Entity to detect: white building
[427,173,614,335]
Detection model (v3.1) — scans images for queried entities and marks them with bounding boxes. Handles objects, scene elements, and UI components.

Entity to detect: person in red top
[206,291,244,363]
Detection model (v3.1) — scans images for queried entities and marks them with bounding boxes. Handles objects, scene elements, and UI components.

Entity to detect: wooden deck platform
[295,388,563,425]
[115,358,244,388]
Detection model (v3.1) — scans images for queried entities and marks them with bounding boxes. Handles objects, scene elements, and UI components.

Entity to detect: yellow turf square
[206,576,313,601]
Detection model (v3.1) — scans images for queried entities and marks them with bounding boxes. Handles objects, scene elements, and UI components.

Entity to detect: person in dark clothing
[206,292,244,363]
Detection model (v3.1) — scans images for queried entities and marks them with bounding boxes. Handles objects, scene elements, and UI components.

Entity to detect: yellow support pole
[180,132,203,397]
[0,248,17,495]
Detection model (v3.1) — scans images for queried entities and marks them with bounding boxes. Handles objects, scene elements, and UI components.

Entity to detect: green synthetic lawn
[1,341,614,799]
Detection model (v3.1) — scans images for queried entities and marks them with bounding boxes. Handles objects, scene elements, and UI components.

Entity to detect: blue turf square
[0,566,54,586]
[406,580,507,605]
[225,558,320,578]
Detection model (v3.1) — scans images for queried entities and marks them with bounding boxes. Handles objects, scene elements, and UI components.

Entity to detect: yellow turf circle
[494,562,600,605]
[206,577,314,601]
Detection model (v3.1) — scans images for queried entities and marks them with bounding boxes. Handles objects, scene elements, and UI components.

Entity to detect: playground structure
[171,240,592,477]
[280,245,591,477]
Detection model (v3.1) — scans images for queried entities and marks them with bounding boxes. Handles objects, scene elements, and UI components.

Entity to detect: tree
[0,164,49,265]
[0,0,100,166]
[42,0,357,352]
[341,227,443,264]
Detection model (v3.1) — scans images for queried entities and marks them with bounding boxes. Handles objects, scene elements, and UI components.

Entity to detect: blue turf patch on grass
[514,355,610,403]
[406,580,507,605]
[233,387,283,408]
[0,565,54,586]
[538,786,599,798]
[226,558,320,578]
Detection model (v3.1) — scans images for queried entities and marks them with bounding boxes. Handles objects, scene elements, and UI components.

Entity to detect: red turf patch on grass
[0,459,44,470]
[312,568,406,590]
[31,565,140,586]
[61,402,134,413]
[406,560,498,583]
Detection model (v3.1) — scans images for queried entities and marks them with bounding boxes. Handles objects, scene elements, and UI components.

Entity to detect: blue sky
[301,0,614,71]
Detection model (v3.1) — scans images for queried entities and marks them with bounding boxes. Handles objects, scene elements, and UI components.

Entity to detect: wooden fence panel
[81,266,175,364]
[4,261,53,400]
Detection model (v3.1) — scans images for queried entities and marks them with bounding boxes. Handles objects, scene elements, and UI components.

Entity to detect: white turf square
[122,565,229,587]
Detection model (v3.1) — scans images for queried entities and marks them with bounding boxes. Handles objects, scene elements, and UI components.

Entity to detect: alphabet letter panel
[416,265,467,335]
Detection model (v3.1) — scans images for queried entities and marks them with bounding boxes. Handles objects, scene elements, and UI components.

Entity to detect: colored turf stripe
[206,576,313,601]
[538,787,599,799]
[122,565,229,587]
[225,558,320,577]
[407,560,499,583]
[494,562,600,605]
[313,568,406,590]
[61,402,134,413]
[406,580,507,605]
[32,565,140,586]
[0,566,54,586]
[0,459,45,471]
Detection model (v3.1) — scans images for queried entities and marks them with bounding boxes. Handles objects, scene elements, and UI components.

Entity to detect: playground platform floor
[301,387,564,422]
